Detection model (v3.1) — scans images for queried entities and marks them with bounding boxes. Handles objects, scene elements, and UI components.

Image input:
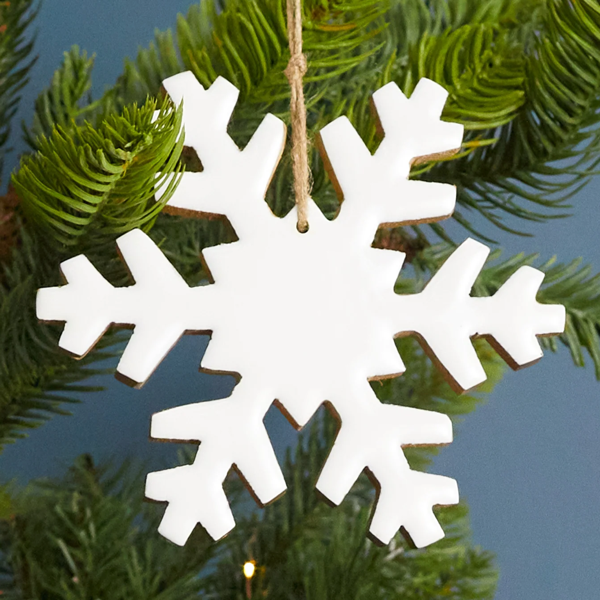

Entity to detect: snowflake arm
[36,229,216,385]
[146,379,286,545]
[319,79,463,244]
[315,381,457,547]
[394,239,566,391]
[155,72,286,239]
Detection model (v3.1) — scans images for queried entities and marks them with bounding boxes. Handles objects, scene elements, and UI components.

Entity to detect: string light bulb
[243,561,256,579]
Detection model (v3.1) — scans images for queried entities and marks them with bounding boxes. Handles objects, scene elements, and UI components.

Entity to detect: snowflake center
[202,218,401,384]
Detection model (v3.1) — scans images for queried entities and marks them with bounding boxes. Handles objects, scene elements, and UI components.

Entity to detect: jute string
[284,0,310,232]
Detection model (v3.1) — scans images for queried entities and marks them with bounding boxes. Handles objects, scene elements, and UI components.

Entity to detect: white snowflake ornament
[37,71,566,549]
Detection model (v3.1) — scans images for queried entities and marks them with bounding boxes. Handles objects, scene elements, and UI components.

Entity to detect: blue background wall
[1,2,599,598]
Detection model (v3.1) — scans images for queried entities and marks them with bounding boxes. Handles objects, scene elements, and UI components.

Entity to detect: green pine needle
[14,98,184,249]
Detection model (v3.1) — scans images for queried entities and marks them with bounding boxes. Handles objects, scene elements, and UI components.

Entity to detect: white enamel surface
[37,73,566,548]
[37,229,218,384]
[318,79,463,247]
[392,239,566,391]
[147,379,285,543]
[154,72,286,240]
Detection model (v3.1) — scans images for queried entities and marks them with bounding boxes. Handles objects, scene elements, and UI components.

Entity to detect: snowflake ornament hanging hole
[36,71,566,549]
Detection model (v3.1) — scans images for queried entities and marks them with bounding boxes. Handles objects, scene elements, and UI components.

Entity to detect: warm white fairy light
[243,561,256,579]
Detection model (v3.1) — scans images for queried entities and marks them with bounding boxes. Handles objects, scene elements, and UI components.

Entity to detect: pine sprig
[400,24,526,131]
[0,440,496,600]
[59,0,600,244]
[433,0,600,236]
[23,46,108,151]
[0,0,38,182]
[0,455,214,599]
[0,0,38,265]
[111,0,386,108]
[1,97,184,447]
[88,0,600,242]
[0,229,114,449]
[14,98,184,250]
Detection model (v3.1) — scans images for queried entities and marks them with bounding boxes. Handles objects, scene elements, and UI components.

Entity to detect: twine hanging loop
[284,0,310,233]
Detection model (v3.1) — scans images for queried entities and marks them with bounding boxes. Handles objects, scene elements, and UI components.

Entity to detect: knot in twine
[285,53,308,79]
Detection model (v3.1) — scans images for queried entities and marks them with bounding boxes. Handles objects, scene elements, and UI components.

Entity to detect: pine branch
[61,0,600,244]
[0,0,38,268]
[0,456,214,599]
[110,0,386,109]
[1,446,495,599]
[0,0,38,183]
[0,228,116,450]
[430,0,600,237]
[14,97,184,251]
[0,98,185,448]
[22,46,109,151]
[400,24,526,131]
[91,0,600,241]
